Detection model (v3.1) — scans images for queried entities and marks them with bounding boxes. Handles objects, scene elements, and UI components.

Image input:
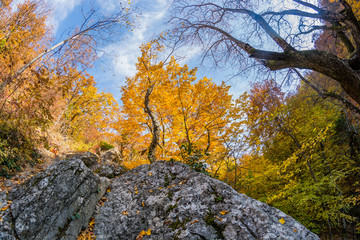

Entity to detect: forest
[0,0,359,239]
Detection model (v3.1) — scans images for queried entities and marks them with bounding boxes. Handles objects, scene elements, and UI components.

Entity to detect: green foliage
[0,122,41,178]
[229,80,360,235]
[179,143,210,175]
[99,141,114,151]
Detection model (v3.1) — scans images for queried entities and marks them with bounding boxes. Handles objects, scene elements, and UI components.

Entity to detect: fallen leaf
[149,190,153,193]
[136,229,152,240]
[190,219,199,225]
[220,210,228,215]
[167,185,176,189]
[142,202,145,207]
[215,216,223,222]
[279,218,285,224]
[148,172,153,176]
[122,210,129,215]
[293,229,297,232]
[135,191,138,194]
[179,180,187,185]
[136,211,140,214]
[1,206,8,211]
[158,187,163,190]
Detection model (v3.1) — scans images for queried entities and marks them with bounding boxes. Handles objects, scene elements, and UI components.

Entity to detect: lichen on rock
[94,161,320,240]
[7,158,109,240]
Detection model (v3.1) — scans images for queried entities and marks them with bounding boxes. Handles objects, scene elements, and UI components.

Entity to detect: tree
[227,79,360,236]
[169,0,360,105]
[119,41,232,169]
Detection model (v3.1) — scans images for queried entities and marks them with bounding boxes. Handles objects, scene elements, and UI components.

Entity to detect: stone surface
[100,148,122,164]
[66,152,100,169]
[0,191,16,240]
[94,161,319,240]
[7,158,109,240]
[94,163,124,178]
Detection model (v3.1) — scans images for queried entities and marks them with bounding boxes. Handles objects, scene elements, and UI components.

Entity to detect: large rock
[94,161,319,240]
[0,191,16,240]
[7,158,109,240]
[100,148,122,164]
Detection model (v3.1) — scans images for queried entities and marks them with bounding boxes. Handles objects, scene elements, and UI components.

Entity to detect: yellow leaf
[220,210,228,215]
[142,202,145,207]
[136,211,140,214]
[122,210,129,215]
[158,187,163,190]
[148,172,153,176]
[1,206,8,211]
[279,218,285,224]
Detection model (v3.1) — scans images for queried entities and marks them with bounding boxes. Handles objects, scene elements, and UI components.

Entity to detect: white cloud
[102,0,169,81]
[45,0,81,32]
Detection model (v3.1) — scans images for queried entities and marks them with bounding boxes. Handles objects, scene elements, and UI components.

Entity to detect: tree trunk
[144,84,160,163]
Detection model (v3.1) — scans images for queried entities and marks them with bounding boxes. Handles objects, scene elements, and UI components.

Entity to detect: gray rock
[94,161,319,240]
[94,163,124,178]
[8,158,109,240]
[66,152,100,169]
[100,148,122,164]
[0,191,16,240]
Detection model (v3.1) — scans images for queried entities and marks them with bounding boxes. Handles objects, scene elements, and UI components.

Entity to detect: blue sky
[43,0,252,101]
[41,0,319,101]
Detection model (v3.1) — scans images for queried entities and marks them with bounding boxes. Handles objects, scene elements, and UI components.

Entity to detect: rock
[66,152,99,169]
[94,161,319,240]
[0,191,16,240]
[7,158,109,240]
[94,163,124,178]
[100,148,122,164]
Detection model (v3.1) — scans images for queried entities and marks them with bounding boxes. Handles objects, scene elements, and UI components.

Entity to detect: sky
[42,0,254,101]
[40,0,319,102]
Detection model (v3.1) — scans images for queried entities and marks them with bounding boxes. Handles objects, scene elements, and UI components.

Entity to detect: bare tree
[169,0,360,105]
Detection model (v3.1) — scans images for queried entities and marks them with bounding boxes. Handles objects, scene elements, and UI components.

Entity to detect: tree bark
[144,84,160,163]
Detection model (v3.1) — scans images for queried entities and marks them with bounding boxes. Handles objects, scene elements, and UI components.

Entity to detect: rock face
[5,158,109,240]
[94,161,319,240]
[100,148,122,164]
[0,154,319,240]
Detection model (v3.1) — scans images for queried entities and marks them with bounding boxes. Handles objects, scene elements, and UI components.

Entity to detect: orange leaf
[220,210,228,215]
[190,219,199,225]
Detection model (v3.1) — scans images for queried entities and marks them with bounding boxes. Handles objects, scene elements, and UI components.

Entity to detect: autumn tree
[0,0,133,175]
[169,0,360,105]
[119,41,232,170]
[227,79,360,236]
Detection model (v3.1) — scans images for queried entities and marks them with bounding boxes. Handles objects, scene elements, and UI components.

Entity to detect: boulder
[100,148,122,164]
[0,191,16,240]
[65,151,124,178]
[7,158,109,240]
[66,152,99,169]
[94,161,319,240]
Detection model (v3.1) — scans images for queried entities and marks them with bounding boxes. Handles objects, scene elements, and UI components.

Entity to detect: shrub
[99,141,114,151]
[0,122,41,178]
